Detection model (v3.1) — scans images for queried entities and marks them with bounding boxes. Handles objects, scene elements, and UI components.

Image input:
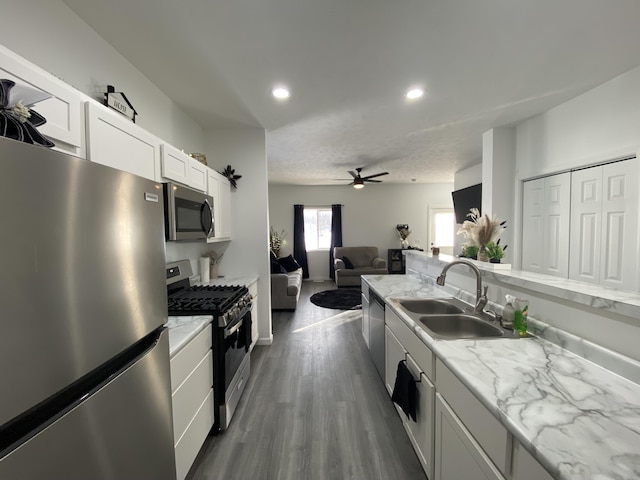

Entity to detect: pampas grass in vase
[457,208,506,262]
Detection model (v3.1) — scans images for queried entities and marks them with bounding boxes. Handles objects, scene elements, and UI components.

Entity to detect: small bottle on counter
[502,295,515,330]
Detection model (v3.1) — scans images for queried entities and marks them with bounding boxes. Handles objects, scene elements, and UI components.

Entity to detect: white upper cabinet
[0,45,84,158]
[569,158,639,290]
[188,158,207,192]
[85,102,160,182]
[207,169,232,241]
[522,172,570,277]
[160,143,207,192]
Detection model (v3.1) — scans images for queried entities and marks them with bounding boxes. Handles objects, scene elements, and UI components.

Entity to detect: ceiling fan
[346,167,389,189]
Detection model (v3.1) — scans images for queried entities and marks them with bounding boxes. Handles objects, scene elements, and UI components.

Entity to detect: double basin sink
[396,297,515,340]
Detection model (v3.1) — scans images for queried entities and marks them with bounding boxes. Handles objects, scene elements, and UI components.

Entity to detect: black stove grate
[167,284,248,316]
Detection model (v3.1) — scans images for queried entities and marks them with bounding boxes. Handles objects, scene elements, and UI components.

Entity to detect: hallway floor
[187,281,426,480]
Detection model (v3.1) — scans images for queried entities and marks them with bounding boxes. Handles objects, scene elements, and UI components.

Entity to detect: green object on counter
[513,304,528,337]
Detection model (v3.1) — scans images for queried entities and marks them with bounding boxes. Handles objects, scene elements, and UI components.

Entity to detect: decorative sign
[104,85,138,123]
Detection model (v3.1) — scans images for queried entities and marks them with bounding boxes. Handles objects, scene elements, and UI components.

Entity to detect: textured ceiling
[63,0,640,185]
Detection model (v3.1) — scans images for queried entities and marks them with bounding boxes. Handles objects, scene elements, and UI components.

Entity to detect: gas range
[165,259,253,431]
[166,262,251,327]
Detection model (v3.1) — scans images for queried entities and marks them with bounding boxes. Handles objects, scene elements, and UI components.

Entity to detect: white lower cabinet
[170,324,214,480]
[384,308,436,479]
[405,355,435,478]
[434,393,505,480]
[249,280,259,348]
[361,282,370,347]
[512,440,554,480]
[384,325,406,396]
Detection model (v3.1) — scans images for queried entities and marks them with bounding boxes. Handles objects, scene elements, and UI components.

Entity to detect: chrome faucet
[436,260,487,314]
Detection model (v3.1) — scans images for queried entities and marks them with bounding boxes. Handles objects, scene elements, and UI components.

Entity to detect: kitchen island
[363,271,640,480]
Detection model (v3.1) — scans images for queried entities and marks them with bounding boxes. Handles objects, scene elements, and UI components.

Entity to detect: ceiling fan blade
[348,170,358,178]
[361,171,389,180]
[365,179,383,183]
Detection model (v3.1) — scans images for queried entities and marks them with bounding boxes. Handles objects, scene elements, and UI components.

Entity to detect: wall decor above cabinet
[103,85,137,123]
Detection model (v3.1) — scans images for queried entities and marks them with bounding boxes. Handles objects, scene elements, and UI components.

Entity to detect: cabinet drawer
[174,389,214,480]
[172,350,214,441]
[170,324,212,392]
[436,359,510,476]
[386,308,434,380]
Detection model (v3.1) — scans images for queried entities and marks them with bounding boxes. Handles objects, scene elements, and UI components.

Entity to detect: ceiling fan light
[353,179,365,189]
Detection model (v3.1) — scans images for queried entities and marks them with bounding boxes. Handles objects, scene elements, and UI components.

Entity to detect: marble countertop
[363,273,640,480]
[405,250,640,321]
[166,316,212,357]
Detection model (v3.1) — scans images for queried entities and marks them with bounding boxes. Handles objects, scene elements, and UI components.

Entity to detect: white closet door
[542,173,570,277]
[600,160,639,290]
[521,179,544,273]
[570,167,602,285]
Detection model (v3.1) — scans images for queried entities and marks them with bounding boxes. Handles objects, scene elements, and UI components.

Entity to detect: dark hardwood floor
[187,281,426,480]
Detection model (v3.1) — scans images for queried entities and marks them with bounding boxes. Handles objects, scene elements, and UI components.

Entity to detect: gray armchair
[333,246,388,287]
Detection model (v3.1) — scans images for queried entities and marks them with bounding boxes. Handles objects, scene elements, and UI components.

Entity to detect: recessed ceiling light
[272,87,290,99]
[405,88,424,100]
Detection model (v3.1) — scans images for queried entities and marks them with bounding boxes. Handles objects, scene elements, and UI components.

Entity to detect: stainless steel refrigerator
[0,137,176,479]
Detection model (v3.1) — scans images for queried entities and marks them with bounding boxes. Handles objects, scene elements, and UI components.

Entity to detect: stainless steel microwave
[163,182,214,241]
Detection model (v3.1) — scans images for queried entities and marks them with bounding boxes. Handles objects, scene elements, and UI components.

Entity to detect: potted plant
[484,241,505,263]
[269,227,286,257]
[460,243,479,260]
[457,208,507,262]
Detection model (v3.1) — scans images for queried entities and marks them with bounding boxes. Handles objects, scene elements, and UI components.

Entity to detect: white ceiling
[63,0,640,185]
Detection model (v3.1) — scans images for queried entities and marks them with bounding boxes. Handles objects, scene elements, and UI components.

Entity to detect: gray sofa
[271,267,303,310]
[333,246,388,287]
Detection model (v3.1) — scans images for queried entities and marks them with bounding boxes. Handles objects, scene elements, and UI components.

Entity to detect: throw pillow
[278,254,301,273]
[271,259,286,274]
[342,256,354,269]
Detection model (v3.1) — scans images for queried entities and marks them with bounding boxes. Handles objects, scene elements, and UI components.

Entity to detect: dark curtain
[329,204,343,279]
[293,204,310,279]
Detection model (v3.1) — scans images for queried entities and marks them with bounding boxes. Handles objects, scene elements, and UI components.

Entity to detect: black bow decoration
[0,79,54,148]
[220,165,242,189]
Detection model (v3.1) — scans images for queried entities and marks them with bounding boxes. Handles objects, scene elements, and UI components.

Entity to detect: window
[304,207,332,250]
[428,207,455,255]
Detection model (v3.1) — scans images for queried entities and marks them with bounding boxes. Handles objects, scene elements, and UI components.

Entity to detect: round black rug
[310,289,362,310]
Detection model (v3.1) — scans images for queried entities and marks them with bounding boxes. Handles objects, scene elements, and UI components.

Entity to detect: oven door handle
[224,317,244,338]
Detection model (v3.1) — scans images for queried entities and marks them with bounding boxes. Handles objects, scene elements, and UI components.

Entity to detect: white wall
[0,0,204,152]
[206,129,272,344]
[268,183,453,280]
[516,65,640,179]
[454,163,482,190]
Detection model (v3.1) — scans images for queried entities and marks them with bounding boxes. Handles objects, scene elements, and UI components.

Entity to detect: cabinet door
[405,355,435,479]
[522,173,570,277]
[86,102,160,181]
[361,293,370,347]
[522,178,544,273]
[542,173,571,277]
[160,143,190,185]
[0,45,83,158]
[206,170,232,240]
[570,159,639,290]
[384,326,406,396]
[434,394,505,480]
[600,160,639,290]
[512,441,554,480]
[189,159,207,192]
[570,166,602,284]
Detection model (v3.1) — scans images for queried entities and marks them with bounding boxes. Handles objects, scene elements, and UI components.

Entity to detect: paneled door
[521,172,570,277]
[569,158,639,290]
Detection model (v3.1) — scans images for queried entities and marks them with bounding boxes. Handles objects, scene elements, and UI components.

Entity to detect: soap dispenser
[502,295,515,330]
